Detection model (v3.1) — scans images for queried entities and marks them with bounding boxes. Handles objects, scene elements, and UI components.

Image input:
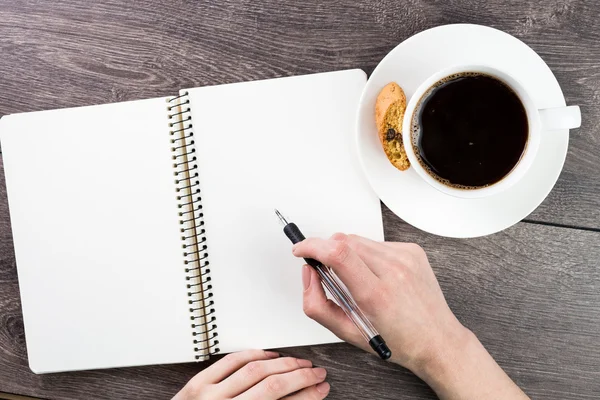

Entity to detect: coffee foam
[410,72,501,190]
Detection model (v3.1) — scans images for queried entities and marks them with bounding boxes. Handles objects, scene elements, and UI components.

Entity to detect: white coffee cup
[401,65,581,199]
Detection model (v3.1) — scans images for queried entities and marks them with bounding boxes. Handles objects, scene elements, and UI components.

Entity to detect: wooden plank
[0,393,43,400]
[0,0,598,227]
[1,153,599,399]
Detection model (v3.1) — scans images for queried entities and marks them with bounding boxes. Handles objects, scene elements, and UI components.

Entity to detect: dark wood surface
[0,1,599,399]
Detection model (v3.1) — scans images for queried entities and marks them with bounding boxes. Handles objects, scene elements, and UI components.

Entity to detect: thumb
[302,265,365,348]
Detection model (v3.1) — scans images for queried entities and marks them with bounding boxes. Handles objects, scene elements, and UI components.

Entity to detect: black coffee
[412,73,528,189]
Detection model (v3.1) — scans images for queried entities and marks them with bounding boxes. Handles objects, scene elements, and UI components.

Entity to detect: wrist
[407,325,529,399]
[410,321,476,382]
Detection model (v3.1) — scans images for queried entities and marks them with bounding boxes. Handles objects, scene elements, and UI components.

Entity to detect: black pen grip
[283,223,320,268]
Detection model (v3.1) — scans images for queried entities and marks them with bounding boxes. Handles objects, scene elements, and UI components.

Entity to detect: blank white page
[1,98,195,373]
[184,70,384,353]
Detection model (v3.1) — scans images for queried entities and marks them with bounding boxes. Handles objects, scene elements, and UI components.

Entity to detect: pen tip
[274,209,288,226]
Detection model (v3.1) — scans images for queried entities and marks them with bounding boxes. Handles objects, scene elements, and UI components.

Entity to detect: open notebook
[0,69,384,374]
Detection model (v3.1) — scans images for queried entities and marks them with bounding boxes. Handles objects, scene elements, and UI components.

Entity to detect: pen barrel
[283,223,306,244]
[314,265,379,341]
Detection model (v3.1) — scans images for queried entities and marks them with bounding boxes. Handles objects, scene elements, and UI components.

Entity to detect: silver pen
[275,209,391,360]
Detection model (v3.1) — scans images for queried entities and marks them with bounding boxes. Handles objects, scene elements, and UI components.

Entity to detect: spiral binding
[167,92,220,359]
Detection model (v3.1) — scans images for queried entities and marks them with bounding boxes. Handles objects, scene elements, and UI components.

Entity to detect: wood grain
[0,393,42,400]
[0,0,599,399]
[0,0,598,228]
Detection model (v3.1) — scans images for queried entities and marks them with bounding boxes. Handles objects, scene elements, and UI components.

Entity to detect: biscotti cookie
[374,82,410,171]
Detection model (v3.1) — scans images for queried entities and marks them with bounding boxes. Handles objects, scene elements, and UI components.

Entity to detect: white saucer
[356,24,569,238]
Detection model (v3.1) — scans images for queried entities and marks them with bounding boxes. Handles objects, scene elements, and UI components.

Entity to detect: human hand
[292,233,467,374]
[293,233,529,400]
[173,350,330,400]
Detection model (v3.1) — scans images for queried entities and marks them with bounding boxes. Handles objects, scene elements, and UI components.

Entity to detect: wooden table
[1,1,599,399]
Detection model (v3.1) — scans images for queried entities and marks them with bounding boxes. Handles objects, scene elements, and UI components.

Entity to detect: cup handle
[539,105,581,131]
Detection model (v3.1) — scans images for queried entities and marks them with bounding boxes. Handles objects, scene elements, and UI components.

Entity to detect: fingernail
[313,367,327,379]
[302,265,311,291]
[296,358,312,368]
[292,244,299,254]
[264,351,279,358]
[316,381,330,394]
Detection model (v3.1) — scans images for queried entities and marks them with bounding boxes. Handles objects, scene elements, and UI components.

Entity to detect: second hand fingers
[236,367,328,400]
[216,357,312,398]
[194,349,280,385]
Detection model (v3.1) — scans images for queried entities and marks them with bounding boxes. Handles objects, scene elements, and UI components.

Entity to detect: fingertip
[292,237,324,256]
[296,358,313,368]
[286,382,331,400]
[313,367,327,379]
[292,240,311,255]
[264,350,279,358]
[316,381,331,395]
